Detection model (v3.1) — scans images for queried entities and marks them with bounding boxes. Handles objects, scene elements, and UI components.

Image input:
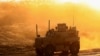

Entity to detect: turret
[56,23,68,32]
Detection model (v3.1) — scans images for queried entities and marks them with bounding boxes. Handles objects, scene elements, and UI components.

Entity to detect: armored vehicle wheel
[70,41,80,56]
[44,44,55,56]
[60,51,69,56]
[36,48,44,56]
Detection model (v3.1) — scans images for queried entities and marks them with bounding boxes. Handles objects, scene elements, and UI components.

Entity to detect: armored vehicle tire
[44,44,55,56]
[60,51,69,56]
[70,41,80,56]
[36,48,44,56]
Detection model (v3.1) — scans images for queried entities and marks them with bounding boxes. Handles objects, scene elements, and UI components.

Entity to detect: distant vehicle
[35,20,80,56]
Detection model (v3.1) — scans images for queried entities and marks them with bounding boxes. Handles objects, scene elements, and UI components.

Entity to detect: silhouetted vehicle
[35,21,80,56]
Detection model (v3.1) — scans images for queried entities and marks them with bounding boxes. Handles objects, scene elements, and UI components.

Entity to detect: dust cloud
[0,2,100,50]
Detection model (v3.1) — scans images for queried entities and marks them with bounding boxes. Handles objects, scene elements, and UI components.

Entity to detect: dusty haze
[0,1,100,50]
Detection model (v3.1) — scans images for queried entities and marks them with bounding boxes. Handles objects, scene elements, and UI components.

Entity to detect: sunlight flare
[84,0,100,10]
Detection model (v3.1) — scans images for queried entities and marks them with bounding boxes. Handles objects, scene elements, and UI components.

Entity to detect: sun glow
[53,0,81,4]
[53,0,100,10]
[54,0,69,4]
[70,0,80,3]
[0,0,100,10]
[84,0,100,10]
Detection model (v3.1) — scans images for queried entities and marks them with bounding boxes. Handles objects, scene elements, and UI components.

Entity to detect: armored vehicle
[35,21,80,56]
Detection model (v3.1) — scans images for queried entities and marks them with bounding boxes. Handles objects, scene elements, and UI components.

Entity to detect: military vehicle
[35,20,80,56]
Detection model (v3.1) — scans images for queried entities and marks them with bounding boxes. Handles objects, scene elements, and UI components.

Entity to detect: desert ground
[0,46,100,56]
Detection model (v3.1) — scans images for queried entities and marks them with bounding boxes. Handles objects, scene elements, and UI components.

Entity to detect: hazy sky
[0,0,100,50]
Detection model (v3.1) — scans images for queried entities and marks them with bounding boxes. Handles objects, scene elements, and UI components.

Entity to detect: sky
[0,0,100,50]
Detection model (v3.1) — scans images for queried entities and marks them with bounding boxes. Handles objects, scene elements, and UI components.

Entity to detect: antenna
[72,5,75,27]
[36,24,38,37]
[48,20,50,30]
[73,14,75,27]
